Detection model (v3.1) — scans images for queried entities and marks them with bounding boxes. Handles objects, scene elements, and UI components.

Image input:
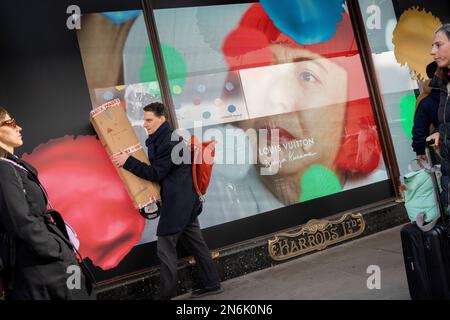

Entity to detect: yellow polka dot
[214,98,224,107]
[173,85,182,95]
[393,8,442,80]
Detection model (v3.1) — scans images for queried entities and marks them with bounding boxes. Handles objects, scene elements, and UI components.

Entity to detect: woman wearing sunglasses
[0,107,95,300]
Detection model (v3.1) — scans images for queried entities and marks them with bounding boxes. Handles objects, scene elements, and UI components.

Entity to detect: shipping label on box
[90,99,160,209]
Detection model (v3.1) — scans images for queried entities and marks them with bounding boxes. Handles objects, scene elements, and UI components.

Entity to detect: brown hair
[0,107,9,158]
[143,102,168,118]
[436,24,450,40]
[435,25,450,81]
[0,107,7,121]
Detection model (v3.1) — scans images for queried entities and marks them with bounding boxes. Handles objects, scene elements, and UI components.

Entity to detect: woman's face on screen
[237,45,348,178]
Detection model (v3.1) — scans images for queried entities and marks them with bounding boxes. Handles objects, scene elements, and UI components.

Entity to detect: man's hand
[426,132,440,148]
[111,152,129,168]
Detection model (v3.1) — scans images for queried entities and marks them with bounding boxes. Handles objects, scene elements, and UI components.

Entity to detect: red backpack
[189,136,216,201]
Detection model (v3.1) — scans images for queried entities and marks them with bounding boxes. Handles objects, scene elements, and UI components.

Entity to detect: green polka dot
[299,165,342,202]
[400,94,417,141]
[140,44,187,96]
[203,111,212,119]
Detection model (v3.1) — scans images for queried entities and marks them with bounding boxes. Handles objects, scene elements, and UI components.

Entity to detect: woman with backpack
[0,107,95,300]
[111,102,223,300]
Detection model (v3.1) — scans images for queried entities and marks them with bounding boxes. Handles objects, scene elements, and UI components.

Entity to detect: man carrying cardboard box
[90,98,161,212]
[111,102,223,300]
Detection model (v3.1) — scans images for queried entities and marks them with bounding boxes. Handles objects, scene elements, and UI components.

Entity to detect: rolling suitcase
[401,143,450,300]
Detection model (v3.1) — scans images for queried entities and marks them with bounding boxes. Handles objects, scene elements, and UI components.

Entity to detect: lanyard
[0,157,27,172]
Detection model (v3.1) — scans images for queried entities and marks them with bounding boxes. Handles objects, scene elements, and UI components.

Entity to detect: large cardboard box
[90,99,160,209]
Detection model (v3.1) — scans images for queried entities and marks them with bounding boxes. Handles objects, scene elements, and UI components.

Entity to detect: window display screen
[19,2,389,274]
[75,2,389,242]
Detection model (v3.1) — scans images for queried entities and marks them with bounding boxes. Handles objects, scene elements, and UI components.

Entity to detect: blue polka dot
[103,91,114,101]
[101,11,141,25]
[228,105,237,113]
[203,112,212,119]
[225,82,235,92]
[197,84,206,93]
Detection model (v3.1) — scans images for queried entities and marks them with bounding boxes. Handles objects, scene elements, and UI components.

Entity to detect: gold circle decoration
[392,7,442,80]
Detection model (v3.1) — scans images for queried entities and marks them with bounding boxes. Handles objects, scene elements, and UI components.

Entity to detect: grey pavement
[175,224,411,300]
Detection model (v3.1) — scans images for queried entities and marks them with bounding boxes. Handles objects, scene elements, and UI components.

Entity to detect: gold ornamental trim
[268,213,365,261]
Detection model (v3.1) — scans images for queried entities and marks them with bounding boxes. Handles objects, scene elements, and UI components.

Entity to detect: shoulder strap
[12,165,25,195]
[0,160,17,291]
[191,147,201,197]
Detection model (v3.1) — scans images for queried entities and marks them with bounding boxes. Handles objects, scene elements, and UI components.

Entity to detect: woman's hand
[111,152,129,168]
[416,154,428,168]
[426,132,440,148]
[417,154,428,162]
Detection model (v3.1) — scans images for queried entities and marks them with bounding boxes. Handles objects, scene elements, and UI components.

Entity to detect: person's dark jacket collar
[6,152,17,161]
[145,121,171,161]
[145,121,171,147]
[429,88,441,101]
[5,151,38,177]
[430,67,450,90]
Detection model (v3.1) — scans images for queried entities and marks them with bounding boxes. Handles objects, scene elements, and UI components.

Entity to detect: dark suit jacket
[123,123,200,236]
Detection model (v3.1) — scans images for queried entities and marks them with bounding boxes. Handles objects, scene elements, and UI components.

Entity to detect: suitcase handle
[425,142,448,233]
[416,212,439,232]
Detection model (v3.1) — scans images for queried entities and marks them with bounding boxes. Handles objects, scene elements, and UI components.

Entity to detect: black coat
[123,122,200,236]
[412,89,440,155]
[431,69,450,209]
[0,154,94,300]
[432,70,450,178]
